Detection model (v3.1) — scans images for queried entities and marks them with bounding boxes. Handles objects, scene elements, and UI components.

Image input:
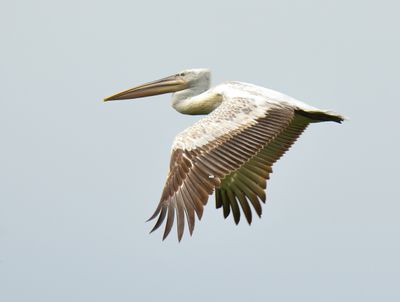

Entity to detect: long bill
[103,74,187,101]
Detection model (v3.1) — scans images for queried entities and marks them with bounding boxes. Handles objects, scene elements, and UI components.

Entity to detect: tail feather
[296,109,346,123]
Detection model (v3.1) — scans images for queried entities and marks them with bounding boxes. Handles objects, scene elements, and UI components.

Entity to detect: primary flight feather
[104,68,344,241]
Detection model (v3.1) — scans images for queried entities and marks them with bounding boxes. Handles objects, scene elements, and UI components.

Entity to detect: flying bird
[104,68,344,241]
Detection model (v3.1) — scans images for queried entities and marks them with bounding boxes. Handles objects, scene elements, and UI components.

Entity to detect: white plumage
[104,68,345,241]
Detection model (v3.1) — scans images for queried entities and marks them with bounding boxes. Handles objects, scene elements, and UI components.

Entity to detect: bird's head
[103,68,211,101]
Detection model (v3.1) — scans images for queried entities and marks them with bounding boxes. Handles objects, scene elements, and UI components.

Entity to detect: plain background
[1,0,399,301]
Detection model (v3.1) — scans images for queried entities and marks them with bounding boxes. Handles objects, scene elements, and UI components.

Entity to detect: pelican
[104,68,345,241]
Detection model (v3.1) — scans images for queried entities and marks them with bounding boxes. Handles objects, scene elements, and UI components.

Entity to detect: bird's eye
[179,72,186,76]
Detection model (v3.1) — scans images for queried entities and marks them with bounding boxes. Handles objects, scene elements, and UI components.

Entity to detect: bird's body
[172,81,340,149]
[104,69,345,241]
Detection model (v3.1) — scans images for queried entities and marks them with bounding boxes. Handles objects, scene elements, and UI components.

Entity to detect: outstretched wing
[215,114,310,224]
[148,95,299,241]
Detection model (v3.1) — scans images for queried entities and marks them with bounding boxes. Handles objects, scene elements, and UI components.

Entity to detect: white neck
[171,77,222,115]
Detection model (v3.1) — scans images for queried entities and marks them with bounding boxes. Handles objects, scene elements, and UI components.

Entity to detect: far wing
[215,114,310,224]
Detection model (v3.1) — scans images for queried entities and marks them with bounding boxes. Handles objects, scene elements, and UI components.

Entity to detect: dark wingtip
[162,208,174,240]
[162,231,170,241]
[148,206,167,234]
[188,222,194,236]
[246,216,252,225]
[296,109,347,124]
[197,209,203,220]
[147,205,162,222]
[149,225,158,234]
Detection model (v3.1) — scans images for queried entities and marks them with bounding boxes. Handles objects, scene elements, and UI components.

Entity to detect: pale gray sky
[1,0,399,301]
